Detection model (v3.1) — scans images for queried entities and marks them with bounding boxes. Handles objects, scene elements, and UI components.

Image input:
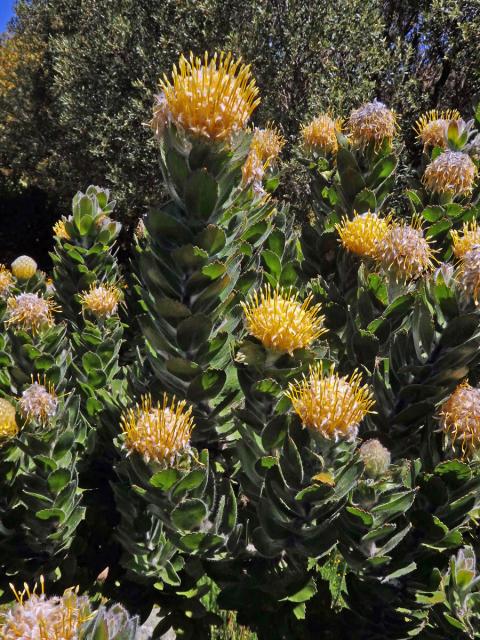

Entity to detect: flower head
[121,394,194,465]
[414,109,461,149]
[451,221,480,259]
[241,285,327,354]
[348,100,397,149]
[160,51,260,141]
[11,255,37,280]
[53,218,71,240]
[242,149,266,190]
[6,293,57,333]
[439,382,480,456]
[301,114,340,154]
[79,283,122,319]
[134,218,147,240]
[19,377,58,424]
[336,211,392,258]
[359,439,391,478]
[250,123,285,163]
[0,264,14,297]
[286,364,375,440]
[1,577,91,640]
[374,218,435,280]
[456,246,480,303]
[0,398,18,440]
[423,150,476,196]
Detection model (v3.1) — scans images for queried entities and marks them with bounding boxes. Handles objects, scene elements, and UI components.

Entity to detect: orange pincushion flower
[250,123,285,163]
[301,114,341,154]
[6,293,58,334]
[0,398,18,440]
[160,51,260,141]
[414,109,461,149]
[348,100,397,149]
[423,150,476,196]
[336,211,392,258]
[451,221,480,259]
[439,382,480,456]
[0,264,13,297]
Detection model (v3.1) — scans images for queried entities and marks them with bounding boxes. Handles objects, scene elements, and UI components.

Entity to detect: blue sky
[0,0,15,32]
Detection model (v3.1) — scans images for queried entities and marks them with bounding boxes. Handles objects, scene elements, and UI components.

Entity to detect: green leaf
[184,169,219,219]
[36,508,65,522]
[166,148,189,193]
[47,469,71,493]
[177,314,212,352]
[262,249,282,279]
[421,206,444,222]
[171,498,207,530]
[150,469,179,490]
[426,218,452,239]
[282,577,317,603]
[353,188,376,213]
[172,470,206,497]
[187,369,226,401]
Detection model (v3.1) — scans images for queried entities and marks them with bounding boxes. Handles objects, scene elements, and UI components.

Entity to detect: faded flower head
[11,255,37,280]
[301,114,340,155]
[423,150,476,196]
[336,211,392,258]
[0,398,18,440]
[121,394,194,465]
[242,149,266,191]
[414,109,461,149]
[439,382,480,456]
[456,246,480,304]
[241,285,327,354]
[150,91,170,139]
[19,377,58,424]
[250,123,285,164]
[451,221,480,259]
[1,578,91,640]
[374,218,435,280]
[6,293,57,333]
[359,439,391,478]
[134,218,147,240]
[0,264,14,297]
[286,364,375,440]
[79,282,122,319]
[348,100,397,149]
[160,51,260,141]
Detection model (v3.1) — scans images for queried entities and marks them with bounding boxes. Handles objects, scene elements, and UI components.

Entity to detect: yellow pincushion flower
[451,221,480,259]
[439,381,480,456]
[250,124,285,163]
[0,398,18,440]
[160,51,260,141]
[11,255,37,280]
[286,364,375,440]
[6,293,58,334]
[79,282,122,319]
[374,217,435,280]
[241,285,327,354]
[53,218,71,240]
[423,150,476,196]
[414,109,461,149]
[1,577,91,640]
[121,394,194,465]
[348,100,397,149]
[456,246,480,304]
[336,211,392,258]
[301,114,340,154]
[0,264,14,297]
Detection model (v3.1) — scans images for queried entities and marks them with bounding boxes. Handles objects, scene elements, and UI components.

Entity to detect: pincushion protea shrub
[2,50,480,640]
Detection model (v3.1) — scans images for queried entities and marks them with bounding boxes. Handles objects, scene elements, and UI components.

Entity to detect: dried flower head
[359,439,391,478]
[286,364,375,440]
[79,283,122,319]
[414,109,461,149]
[121,394,194,465]
[11,255,37,280]
[348,100,397,149]
[6,293,57,333]
[301,114,340,154]
[250,123,285,163]
[374,218,435,280]
[134,218,147,240]
[242,149,266,190]
[150,91,170,139]
[451,221,480,259]
[439,382,480,456]
[0,264,14,297]
[456,246,480,303]
[423,150,476,196]
[336,211,392,258]
[19,377,58,424]
[1,577,91,640]
[160,51,260,141]
[0,398,18,440]
[52,218,71,240]
[241,285,327,354]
